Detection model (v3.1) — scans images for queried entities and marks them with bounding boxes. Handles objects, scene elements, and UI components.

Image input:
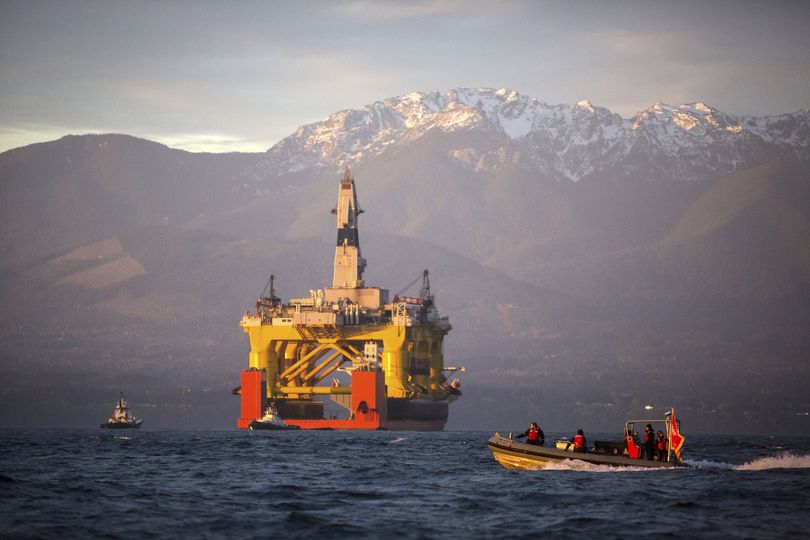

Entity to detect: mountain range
[259,88,810,182]
[1,88,808,433]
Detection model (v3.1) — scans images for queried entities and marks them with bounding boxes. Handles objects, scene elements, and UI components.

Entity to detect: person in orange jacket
[570,429,586,453]
[516,421,545,446]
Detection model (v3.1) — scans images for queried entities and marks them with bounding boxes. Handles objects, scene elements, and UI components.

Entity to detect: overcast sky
[1,0,808,153]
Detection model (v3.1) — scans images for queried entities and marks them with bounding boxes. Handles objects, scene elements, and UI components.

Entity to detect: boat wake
[686,453,810,471]
[540,460,667,473]
[387,437,407,444]
[734,453,810,470]
[533,452,810,472]
[684,459,732,470]
[114,436,131,440]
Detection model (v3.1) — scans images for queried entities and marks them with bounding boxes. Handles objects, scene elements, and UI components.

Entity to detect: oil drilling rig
[236,168,462,430]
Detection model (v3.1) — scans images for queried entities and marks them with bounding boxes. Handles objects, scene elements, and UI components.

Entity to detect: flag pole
[667,407,673,463]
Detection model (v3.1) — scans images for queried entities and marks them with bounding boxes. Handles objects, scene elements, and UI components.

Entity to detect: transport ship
[235,168,462,430]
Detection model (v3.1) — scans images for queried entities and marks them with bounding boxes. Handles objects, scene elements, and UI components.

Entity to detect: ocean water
[1,430,808,538]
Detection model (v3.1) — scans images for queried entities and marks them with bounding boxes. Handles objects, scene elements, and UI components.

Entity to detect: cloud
[1,1,808,153]
[327,0,484,21]
[568,25,810,116]
[147,132,271,153]
[0,120,273,154]
[0,122,102,152]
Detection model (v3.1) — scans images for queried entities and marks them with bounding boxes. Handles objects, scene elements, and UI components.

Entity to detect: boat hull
[100,420,142,429]
[488,435,677,469]
[248,420,301,431]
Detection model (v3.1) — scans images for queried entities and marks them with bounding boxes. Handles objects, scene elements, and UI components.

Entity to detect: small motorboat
[249,403,301,431]
[488,409,686,470]
[100,393,142,429]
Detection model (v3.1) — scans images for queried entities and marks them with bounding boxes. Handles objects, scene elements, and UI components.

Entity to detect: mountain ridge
[258,88,810,183]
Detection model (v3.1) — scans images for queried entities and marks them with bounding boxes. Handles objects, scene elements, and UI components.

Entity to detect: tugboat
[249,403,301,431]
[488,409,686,469]
[100,393,143,429]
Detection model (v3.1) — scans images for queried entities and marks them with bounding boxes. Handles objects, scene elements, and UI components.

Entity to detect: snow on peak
[495,88,520,101]
[259,89,810,182]
[690,102,714,113]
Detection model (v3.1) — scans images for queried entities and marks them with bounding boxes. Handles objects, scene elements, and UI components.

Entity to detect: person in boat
[642,424,656,460]
[656,430,668,462]
[516,422,545,446]
[570,429,586,453]
[625,430,641,459]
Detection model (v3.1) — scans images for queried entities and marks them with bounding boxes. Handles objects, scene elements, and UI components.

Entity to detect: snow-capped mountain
[259,88,810,182]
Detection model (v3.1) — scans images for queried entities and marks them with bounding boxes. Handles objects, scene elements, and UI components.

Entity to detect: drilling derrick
[331,167,366,289]
[236,168,462,430]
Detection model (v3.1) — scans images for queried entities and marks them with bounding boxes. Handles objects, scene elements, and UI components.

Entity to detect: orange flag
[669,409,685,460]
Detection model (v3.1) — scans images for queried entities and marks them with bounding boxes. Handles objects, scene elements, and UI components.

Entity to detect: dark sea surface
[1,430,808,539]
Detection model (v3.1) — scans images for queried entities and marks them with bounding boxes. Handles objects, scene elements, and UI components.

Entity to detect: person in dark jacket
[516,422,544,445]
[570,429,586,453]
[656,430,668,462]
[642,424,656,460]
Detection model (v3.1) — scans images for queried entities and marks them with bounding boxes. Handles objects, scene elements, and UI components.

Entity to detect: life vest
[657,437,667,451]
[574,434,584,450]
[527,427,540,443]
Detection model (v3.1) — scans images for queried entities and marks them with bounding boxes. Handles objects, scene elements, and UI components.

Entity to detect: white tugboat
[249,402,301,431]
[100,393,143,429]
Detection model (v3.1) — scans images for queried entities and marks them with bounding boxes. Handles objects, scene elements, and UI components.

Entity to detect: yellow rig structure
[236,168,462,430]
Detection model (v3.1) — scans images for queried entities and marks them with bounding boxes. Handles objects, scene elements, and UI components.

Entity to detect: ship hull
[100,421,142,429]
[243,368,452,431]
[385,398,448,431]
[278,397,449,431]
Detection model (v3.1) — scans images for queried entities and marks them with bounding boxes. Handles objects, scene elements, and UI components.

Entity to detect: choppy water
[1,430,808,538]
